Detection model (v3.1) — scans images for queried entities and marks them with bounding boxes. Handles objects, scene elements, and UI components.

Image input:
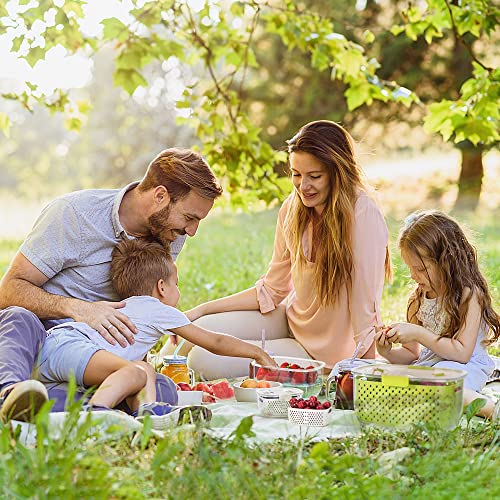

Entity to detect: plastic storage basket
[251,356,325,398]
[256,387,303,418]
[352,364,466,430]
[288,407,332,427]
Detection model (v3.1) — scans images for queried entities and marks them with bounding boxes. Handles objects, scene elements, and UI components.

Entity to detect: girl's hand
[375,327,392,356]
[385,322,420,344]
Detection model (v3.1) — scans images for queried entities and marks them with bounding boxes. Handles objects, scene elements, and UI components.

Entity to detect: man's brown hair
[111,238,174,300]
[138,148,223,202]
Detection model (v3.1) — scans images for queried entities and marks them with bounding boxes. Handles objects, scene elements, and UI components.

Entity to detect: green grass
[0,206,498,498]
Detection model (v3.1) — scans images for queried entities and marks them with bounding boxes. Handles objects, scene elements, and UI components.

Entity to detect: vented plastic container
[256,387,303,418]
[288,407,332,427]
[251,356,325,398]
[353,364,466,430]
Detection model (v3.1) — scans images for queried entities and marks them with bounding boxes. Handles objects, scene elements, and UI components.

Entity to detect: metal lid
[352,363,467,382]
[162,355,188,365]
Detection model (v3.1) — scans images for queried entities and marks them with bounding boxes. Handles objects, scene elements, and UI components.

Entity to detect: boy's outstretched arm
[171,324,277,367]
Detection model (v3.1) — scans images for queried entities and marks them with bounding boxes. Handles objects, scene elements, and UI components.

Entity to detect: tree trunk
[453,148,483,212]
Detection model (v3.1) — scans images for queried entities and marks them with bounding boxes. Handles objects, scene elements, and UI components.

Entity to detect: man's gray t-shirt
[20,182,186,329]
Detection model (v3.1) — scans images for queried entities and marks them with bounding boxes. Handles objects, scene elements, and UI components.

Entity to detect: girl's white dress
[413,295,495,391]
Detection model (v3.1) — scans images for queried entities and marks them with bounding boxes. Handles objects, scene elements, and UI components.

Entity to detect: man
[0,148,223,422]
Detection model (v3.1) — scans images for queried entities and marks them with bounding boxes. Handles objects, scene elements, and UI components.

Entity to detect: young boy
[36,238,276,426]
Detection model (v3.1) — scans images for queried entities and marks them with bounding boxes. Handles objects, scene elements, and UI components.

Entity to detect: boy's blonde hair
[111,239,174,300]
[398,210,499,345]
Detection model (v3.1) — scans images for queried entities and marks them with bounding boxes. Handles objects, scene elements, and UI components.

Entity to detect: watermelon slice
[176,382,192,391]
[210,380,234,400]
[193,382,214,394]
[202,392,216,403]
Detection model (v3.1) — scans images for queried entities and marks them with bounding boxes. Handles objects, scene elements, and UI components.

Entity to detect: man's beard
[148,204,179,249]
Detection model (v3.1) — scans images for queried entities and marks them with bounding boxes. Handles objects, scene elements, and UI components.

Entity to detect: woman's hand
[385,322,420,344]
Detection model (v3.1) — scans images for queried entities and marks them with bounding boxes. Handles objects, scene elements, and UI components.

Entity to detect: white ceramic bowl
[176,390,203,406]
[233,381,282,403]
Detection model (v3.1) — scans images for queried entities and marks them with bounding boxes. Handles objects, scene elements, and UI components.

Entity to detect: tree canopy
[1,0,498,205]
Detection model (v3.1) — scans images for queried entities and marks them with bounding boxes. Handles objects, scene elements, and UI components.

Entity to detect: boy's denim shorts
[37,326,102,386]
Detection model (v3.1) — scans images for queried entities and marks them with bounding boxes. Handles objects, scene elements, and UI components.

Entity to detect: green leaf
[310,442,330,458]
[363,30,375,44]
[101,18,129,42]
[113,68,148,95]
[24,47,47,68]
[230,2,244,17]
[345,83,371,110]
[390,25,405,36]
[0,112,11,137]
[64,117,82,132]
[76,100,92,114]
[11,37,23,53]
[229,416,255,441]
[464,398,487,424]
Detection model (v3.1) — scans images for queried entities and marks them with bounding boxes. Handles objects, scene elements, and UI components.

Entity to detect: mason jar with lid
[160,355,194,385]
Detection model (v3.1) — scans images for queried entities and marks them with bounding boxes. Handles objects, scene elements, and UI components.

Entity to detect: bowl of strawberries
[251,356,325,398]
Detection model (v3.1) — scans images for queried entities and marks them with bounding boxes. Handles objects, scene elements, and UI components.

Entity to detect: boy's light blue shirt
[46,296,191,362]
[20,182,186,328]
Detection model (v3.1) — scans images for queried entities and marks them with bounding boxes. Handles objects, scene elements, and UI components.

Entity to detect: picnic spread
[9,356,500,447]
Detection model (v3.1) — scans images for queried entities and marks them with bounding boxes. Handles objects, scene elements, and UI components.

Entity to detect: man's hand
[71,300,137,347]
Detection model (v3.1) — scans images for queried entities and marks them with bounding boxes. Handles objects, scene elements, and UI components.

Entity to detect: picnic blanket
[207,403,361,442]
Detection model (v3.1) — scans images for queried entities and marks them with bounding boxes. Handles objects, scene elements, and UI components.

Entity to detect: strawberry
[280,362,290,369]
[291,371,306,384]
[256,367,268,380]
[289,364,300,370]
[305,366,318,384]
[278,369,291,383]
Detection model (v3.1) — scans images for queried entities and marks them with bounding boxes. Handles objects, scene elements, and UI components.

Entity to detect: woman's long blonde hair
[399,210,500,345]
[284,120,391,305]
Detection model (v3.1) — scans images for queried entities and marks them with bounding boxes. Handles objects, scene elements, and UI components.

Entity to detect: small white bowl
[233,381,282,403]
[176,390,203,406]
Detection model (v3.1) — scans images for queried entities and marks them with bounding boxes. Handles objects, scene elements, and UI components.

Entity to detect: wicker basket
[256,387,303,418]
[288,407,332,427]
[353,364,466,430]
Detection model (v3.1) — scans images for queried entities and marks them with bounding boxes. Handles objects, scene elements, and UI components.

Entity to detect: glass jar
[160,355,194,384]
[326,358,373,410]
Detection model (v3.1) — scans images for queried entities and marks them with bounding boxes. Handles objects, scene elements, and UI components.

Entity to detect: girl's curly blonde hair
[398,210,499,345]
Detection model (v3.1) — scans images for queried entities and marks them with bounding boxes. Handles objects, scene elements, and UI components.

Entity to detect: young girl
[376,210,499,420]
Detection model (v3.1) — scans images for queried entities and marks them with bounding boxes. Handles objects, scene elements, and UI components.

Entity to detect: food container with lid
[251,356,325,398]
[256,387,303,418]
[352,364,466,430]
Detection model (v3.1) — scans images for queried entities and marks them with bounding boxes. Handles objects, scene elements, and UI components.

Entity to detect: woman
[162,120,391,379]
